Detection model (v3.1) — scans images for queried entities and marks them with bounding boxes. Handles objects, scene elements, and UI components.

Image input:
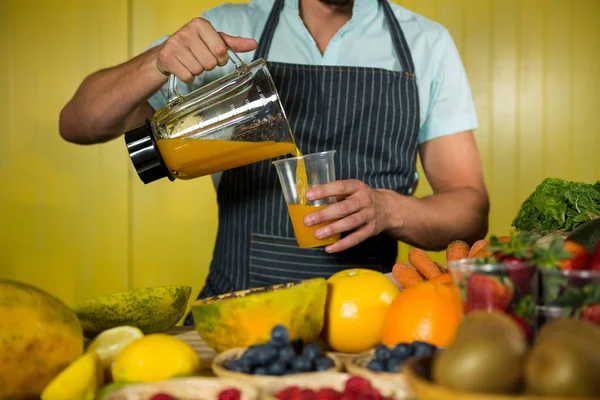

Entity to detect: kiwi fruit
[432,312,528,394]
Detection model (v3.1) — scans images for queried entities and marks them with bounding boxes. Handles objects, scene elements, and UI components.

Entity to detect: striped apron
[184,0,420,325]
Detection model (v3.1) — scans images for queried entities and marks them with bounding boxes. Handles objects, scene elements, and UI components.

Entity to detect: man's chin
[318,0,354,5]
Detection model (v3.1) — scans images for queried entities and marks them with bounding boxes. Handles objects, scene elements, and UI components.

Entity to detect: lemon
[86,325,144,374]
[41,352,104,400]
[112,333,200,383]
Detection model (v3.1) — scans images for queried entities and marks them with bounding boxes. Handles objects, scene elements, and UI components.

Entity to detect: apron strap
[254,0,284,60]
[253,0,417,75]
[379,0,416,74]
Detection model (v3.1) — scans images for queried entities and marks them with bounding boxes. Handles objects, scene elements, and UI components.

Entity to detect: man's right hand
[156,17,258,83]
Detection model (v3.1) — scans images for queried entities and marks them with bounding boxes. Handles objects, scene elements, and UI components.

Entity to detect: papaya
[191,278,327,353]
[73,286,191,337]
[566,218,600,253]
[0,280,83,399]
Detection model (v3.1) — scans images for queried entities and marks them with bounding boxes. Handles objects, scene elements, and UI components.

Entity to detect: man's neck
[299,0,354,55]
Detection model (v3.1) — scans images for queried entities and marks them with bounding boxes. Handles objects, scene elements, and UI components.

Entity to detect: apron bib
[184,0,420,325]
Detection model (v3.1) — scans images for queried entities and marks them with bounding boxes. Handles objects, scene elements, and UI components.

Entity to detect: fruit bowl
[259,372,413,400]
[403,355,596,400]
[536,268,600,329]
[212,347,342,385]
[99,377,258,400]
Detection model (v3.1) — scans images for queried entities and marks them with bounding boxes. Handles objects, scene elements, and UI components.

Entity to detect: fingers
[325,223,378,253]
[306,180,366,202]
[312,208,374,240]
[156,17,257,82]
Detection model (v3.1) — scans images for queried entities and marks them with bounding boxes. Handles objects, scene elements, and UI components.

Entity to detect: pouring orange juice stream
[156,138,339,248]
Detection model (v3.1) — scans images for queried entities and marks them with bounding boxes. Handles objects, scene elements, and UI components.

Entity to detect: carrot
[429,273,453,285]
[392,262,424,289]
[497,236,511,243]
[473,248,493,258]
[435,262,447,273]
[409,248,443,280]
[446,240,470,265]
[468,239,489,258]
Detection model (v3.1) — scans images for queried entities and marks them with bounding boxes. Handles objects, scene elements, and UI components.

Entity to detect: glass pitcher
[124,51,295,184]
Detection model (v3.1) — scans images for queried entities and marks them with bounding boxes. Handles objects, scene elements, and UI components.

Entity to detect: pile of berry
[223,325,335,375]
[366,341,438,373]
[275,376,391,400]
[149,388,241,400]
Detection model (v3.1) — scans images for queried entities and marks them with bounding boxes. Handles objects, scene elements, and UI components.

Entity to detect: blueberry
[302,344,322,361]
[291,338,304,354]
[386,357,402,373]
[292,356,311,372]
[278,345,296,364]
[223,359,239,371]
[366,359,384,372]
[374,345,392,362]
[238,359,252,374]
[256,344,278,366]
[267,360,286,376]
[392,343,413,361]
[241,347,260,366]
[254,367,268,375]
[411,341,437,357]
[271,325,289,347]
[314,356,334,371]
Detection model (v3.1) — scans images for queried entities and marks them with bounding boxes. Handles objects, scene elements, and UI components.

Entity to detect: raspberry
[276,386,303,400]
[344,376,371,395]
[219,389,241,400]
[301,389,316,400]
[149,394,176,400]
[315,388,340,400]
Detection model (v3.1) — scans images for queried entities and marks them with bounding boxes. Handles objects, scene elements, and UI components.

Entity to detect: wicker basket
[100,377,258,400]
[403,355,596,400]
[212,347,343,387]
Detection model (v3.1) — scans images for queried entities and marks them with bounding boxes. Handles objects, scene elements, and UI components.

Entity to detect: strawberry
[507,312,533,342]
[465,274,514,313]
[559,241,590,271]
[581,303,600,326]
[589,240,600,271]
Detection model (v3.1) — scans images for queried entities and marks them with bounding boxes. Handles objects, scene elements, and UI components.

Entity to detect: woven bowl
[100,377,258,400]
[212,347,343,387]
[403,355,597,400]
[260,372,413,400]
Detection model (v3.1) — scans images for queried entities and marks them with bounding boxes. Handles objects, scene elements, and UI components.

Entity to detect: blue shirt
[147,0,478,145]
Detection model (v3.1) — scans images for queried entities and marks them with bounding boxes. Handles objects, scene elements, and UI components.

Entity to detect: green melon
[73,286,192,338]
[190,278,327,353]
[0,280,83,399]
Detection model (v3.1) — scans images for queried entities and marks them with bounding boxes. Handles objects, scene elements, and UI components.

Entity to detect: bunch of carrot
[391,237,509,290]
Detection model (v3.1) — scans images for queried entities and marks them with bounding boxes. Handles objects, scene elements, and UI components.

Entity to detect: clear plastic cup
[272,150,340,248]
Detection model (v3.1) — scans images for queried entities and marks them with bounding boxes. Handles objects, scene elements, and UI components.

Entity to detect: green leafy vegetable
[513,294,535,323]
[512,178,600,233]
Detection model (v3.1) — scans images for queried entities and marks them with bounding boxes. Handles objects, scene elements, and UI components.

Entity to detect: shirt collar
[285,0,377,18]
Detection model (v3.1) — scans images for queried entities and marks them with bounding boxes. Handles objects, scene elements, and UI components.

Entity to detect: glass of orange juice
[272,150,340,248]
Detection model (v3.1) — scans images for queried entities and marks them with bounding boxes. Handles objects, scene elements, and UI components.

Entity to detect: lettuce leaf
[512,178,600,233]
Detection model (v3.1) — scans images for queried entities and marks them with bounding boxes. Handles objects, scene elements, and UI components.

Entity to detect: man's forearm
[59,46,166,145]
[378,187,490,251]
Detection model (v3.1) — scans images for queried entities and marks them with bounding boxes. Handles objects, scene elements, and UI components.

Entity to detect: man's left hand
[304,179,390,253]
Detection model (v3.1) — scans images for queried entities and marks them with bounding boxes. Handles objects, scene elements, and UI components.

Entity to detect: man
[60,0,489,315]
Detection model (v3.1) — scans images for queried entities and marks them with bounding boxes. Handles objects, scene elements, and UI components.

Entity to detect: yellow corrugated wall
[1,0,598,309]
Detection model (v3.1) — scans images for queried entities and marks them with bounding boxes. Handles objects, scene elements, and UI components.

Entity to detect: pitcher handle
[166,48,247,103]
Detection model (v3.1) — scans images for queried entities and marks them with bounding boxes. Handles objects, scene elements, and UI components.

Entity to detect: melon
[190,278,327,353]
[0,280,83,399]
[73,286,192,337]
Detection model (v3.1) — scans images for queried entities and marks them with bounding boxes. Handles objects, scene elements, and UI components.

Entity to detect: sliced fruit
[465,274,514,313]
[0,280,83,399]
[41,351,104,400]
[323,270,399,353]
[73,286,192,337]
[86,326,144,376]
[191,278,327,353]
[112,333,200,383]
[559,241,590,271]
[381,282,463,348]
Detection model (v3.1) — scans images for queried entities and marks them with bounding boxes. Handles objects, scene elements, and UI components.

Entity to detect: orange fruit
[323,269,400,353]
[381,281,463,348]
